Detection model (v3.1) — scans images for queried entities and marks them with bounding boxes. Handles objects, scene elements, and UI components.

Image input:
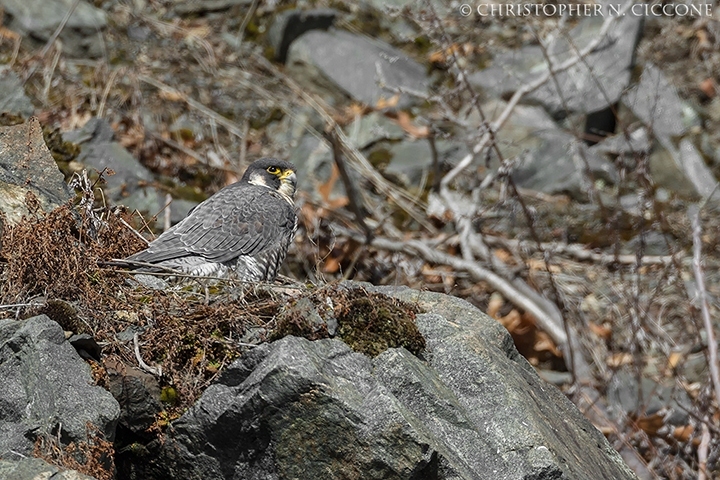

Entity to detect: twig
[0,302,43,309]
[236,0,260,47]
[482,235,678,266]
[698,421,710,480]
[133,332,162,376]
[324,129,373,242]
[40,0,81,57]
[163,194,172,233]
[112,210,150,245]
[138,75,245,138]
[439,0,632,190]
[97,67,123,118]
[690,204,720,408]
[41,45,61,104]
[366,234,568,346]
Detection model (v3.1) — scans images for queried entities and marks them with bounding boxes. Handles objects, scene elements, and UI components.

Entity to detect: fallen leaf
[317,163,349,209]
[375,95,400,109]
[699,78,716,98]
[635,413,664,436]
[395,111,429,138]
[673,425,694,442]
[607,352,633,367]
[487,292,504,318]
[667,351,684,370]
[588,322,612,341]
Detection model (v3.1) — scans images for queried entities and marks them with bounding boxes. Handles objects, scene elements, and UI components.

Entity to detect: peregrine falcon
[126,158,298,282]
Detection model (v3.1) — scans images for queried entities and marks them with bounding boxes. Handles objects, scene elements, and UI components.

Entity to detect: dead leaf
[667,351,683,370]
[317,163,349,209]
[699,78,716,98]
[673,425,694,442]
[395,111,429,138]
[526,258,561,273]
[487,292,504,318]
[323,256,340,274]
[375,95,400,110]
[607,352,633,368]
[635,413,664,436]
[588,322,612,341]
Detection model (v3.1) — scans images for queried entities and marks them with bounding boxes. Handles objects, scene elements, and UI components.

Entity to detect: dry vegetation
[0,1,719,478]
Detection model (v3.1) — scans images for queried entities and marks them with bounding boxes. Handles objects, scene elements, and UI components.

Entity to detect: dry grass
[33,423,116,480]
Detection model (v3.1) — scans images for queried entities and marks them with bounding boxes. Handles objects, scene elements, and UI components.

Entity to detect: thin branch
[690,205,720,407]
[133,332,162,376]
[41,0,81,57]
[368,234,568,346]
[324,129,374,242]
[698,421,710,480]
[138,75,245,138]
[439,0,633,189]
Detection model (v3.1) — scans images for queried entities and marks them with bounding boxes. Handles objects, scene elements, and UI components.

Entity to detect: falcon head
[243,158,297,202]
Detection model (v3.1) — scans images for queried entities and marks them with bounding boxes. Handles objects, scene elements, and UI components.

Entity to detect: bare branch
[690,205,720,408]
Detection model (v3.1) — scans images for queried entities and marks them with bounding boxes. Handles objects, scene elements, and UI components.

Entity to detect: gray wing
[127,183,296,265]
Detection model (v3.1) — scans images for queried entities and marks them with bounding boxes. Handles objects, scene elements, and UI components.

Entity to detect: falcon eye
[267,166,280,175]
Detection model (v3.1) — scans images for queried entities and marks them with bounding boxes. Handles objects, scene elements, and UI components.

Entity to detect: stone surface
[0,457,99,480]
[346,111,406,149]
[383,138,468,187]
[286,29,429,109]
[105,358,163,434]
[623,63,700,138]
[0,315,120,458]
[470,10,642,115]
[173,0,251,15]
[0,118,73,225]
[0,68,34,118]
[268,8,338,63]
[648,137,719,200]
[67,118,166,217]
[475,100,618,199]
[0,0,107,57]
[133,284,637,479]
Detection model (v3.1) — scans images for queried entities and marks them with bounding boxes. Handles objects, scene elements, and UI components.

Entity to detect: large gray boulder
[470,8,643,115]
[0,68,34,118]
[0,457,99,480]
[137,285,637,479]
[0,0,106,57]
[0,315,120,458]
[286,29,430,109]
[0,118,73,226]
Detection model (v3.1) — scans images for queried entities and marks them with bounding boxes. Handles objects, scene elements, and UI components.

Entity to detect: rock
[383,138,468,187]
[623,63,701,138]
[0,68,34,118]
[0,0,107,57]
[173,0,251,15]
[607,370,692,427]
[676,138,719,200]
[136,284,637,479]
[649,138,719,200]
[0,315,120,458]
[66,118,164,216]
[0,457,99,480]
[268,8,338,63]
[470,10,642,115]
[68,333,103,361]
[105,358,163,434]
[590,127,651,158]
[286,29,430,109]
[0,117,73,226]
[346,111,405,149]
[474,100,618,199]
